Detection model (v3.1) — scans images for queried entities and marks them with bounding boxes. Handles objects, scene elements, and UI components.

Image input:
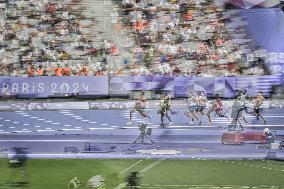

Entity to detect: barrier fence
[0,75,282,98]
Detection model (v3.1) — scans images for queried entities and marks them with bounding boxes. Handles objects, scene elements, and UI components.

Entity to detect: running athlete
[206,94,229,124]
[196,91,207,115]
[238,90,250,123]
[230,95,244,130]
[159,94,173,126]
[185,91,201,125]
[128,92,151,124]
[251,91,267,124]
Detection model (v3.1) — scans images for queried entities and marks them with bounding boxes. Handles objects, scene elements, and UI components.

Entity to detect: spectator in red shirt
[37,65,45,76]
[55,64,63,76]
[62,64,72,76]
[79,66,88,76]
[95,68,104,76]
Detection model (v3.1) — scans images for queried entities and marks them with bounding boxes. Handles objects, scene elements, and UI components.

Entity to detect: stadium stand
[0,0,268,77]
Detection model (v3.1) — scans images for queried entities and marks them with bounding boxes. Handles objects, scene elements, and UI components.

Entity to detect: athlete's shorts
[254,106,260,114]
[196,105,206,113]
[188,105,197,112]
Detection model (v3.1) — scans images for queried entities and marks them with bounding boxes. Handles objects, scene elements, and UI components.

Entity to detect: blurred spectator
[55,64,63,76]
[0,0,267,77]
[27,65,35,77]
[37,65,45,76]
[62,64,72,76]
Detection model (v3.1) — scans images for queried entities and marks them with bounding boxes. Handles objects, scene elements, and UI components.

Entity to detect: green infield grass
[0,159,284,189]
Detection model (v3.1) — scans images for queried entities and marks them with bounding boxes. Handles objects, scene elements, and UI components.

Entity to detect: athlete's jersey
[187,95,197,107]
[254,97,263,108]
[197,95,207,106]
[135,95,147,109]
[216,98,224,112]
[240,93,248,106]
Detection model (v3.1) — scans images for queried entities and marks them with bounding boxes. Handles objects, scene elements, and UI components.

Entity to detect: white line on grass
[114,158,164,189]
[119,159,147,175]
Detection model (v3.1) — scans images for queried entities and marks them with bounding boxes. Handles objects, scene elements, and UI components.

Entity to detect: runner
[128,92,151,124]
[196,91,207,116]
[206,94,229,125]
[229,95,244,130]
[159,94,173,126]
[238,90,249,124]
[251,91,267,124]
[185,91,201,125]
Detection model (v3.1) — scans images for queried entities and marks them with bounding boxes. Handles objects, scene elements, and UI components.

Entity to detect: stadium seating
[0,0,267,77]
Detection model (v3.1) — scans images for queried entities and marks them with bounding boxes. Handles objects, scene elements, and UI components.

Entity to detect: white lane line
[87,128,114,130]
[119,159,145,175]
[246,115,284,118]
[100,123,108,126]
[120,126,215,129]
[37,130,55,132]
[246,124,284,127]
[0,139,113,142]
[13,122,20,124]
[132,119,144,121]
[13,131,32,133]
[115,158,163,189]
[59,129,83,131]
[59,110,71,112]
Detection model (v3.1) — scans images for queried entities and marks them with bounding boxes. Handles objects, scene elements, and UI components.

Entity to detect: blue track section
[1,108,284,133]
[0,108,284,159]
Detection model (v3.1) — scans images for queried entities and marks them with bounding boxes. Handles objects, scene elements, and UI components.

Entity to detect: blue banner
[0,76,108,98]
[0,76,281,98]
[174,77,235,98]
[109,76,174,95]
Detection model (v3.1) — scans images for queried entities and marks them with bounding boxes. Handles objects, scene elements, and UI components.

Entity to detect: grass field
[0,158,284,189]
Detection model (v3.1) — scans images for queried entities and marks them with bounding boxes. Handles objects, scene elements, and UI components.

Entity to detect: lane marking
[119,159,145,175]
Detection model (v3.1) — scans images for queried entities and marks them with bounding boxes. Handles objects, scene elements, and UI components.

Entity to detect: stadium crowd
[0,0,267,77]
[0,0,110,77]
[119,0,267,76]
